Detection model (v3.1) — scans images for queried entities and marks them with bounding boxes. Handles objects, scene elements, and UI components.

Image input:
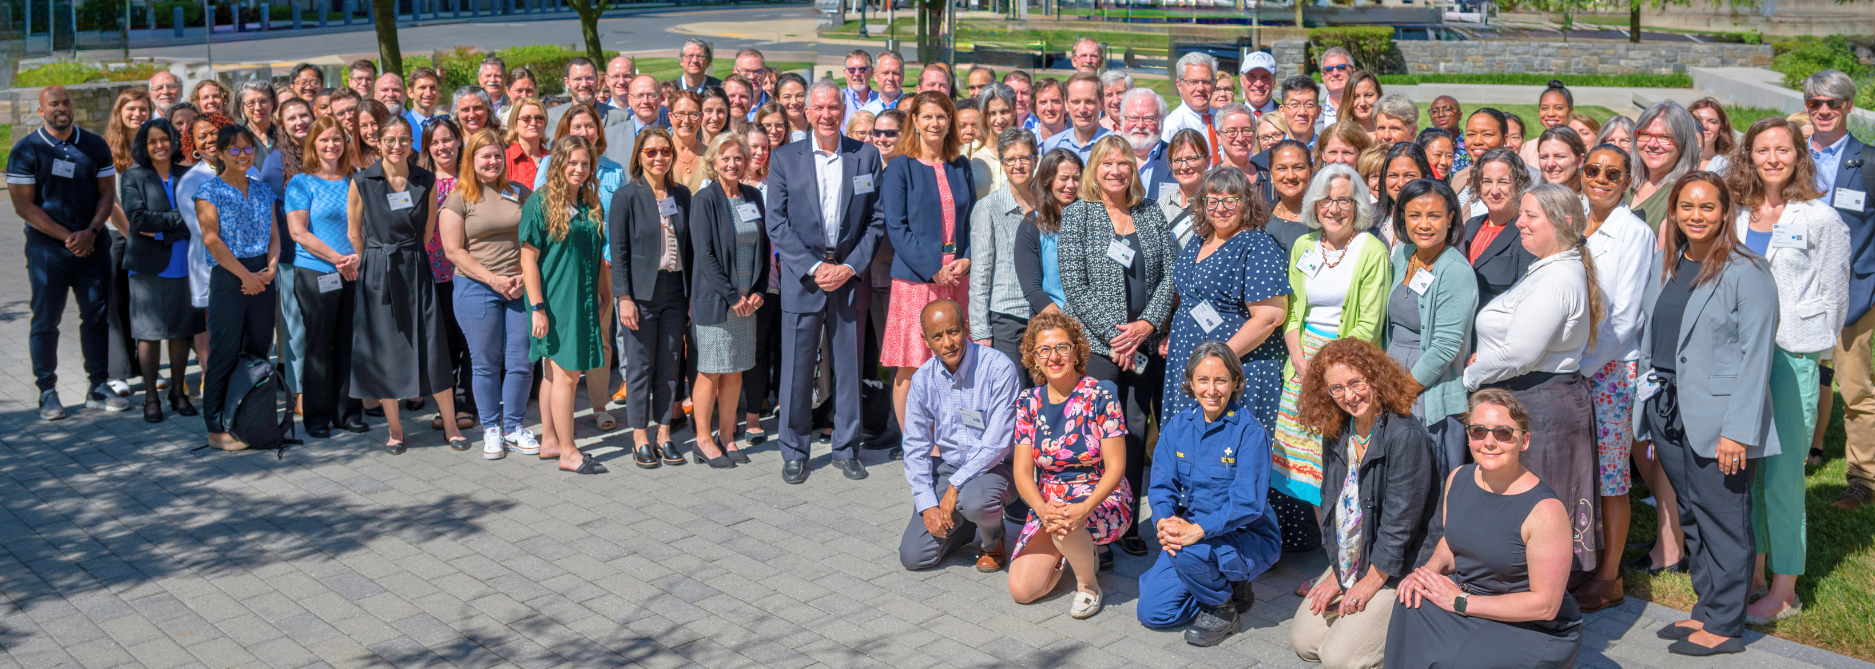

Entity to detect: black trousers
[203,257,277,434]
[1084,349,1165,538]
[986,311,1030,387]
[623,271,687,431]
[1646,371,1756,639]
[434,280,477,416]
[27,240,111,391]
[742,290,781,415]
[106,230,135,382]
[295,268,363,431]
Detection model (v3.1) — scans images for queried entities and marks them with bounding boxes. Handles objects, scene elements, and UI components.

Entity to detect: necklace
[1350,424,1374,462]
[1321,242,1351,269]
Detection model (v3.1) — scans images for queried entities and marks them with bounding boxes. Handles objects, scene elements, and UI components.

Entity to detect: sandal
[456,413,476,430]
[593,410,617,431]
[562,452,608,474]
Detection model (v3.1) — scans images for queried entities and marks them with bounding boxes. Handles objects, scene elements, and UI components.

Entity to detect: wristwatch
[1454,593,1469,616]
[530,302,547,312]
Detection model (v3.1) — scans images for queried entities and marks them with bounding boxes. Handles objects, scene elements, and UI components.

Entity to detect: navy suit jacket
[764,135,886,313]
[882,154,976,283]
[1832,136,1875,324]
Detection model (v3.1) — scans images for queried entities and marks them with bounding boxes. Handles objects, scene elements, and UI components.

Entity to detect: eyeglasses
[1636,132,1675,147]
[1466,424,1521,443]
[1001,155,1035,166]
[680,54,708,62]
[1326,377,1368,399]
[1121,115,1160,126]
[1321,64,1352,74]
[1257,132,1286,146]
[1203,196,1241,210]
[518,114,546,125]
[1171,156,1207,167]
[381,137,413,147]
[242,99,270,108]
[760,122,787,132]
[1178,78,1215,88]
[1319,197,1357,210]
[1284,100,1320,111]
[1218,128,1252,139]
[1806,98,1846,111]
[670,111,702,120]
[224,146,256,157]
[1582,164,1624,181]
[1031,343,1075,359]
[1428,105,1458,115]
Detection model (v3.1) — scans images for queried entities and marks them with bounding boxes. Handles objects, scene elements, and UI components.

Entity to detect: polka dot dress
[1161,228,1293,432]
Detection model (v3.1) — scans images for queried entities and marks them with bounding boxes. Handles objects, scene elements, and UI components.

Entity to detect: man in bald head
[897,299,1021,572]
[603,74,666,165]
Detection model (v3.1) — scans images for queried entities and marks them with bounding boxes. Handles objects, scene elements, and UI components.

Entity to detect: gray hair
[1073,36,1102,54]
[1300,163,1375,232]
[1120,87,1166,118]
[1175,52,1219,81]
[682,38,714,65]
[1179,340,1245,403]
[1632,100,1702,184]
[1803,69,1858,103]
[1595,115,1635,146]
[846,49,874,67]
[808,78,845,106]
[1099,69,1133,91]
[238,78,275,104]
[978,82,1016,115]
[996,127,1038,158]
[1319,47,1353,66]
[734,48,765,63]
[453,85,491,108]
[1376,93,1417,125]
[1214,102,1254,126]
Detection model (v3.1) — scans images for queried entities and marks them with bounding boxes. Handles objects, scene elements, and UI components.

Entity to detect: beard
[1125,130,1157,153]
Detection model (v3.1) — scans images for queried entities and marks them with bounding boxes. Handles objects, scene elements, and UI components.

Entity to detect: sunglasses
[871,129,900,139]
[642,148,674,158]
[1465,424,1521,443]
[1806,98,1846,111]
[1583,165,1624,181]
[1321,64,1352,74]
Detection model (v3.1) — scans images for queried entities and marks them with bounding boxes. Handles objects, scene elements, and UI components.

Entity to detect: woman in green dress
[521,135,612,475]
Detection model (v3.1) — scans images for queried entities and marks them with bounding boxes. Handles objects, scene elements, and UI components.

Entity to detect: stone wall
[1268,38,1774,79]
[0,81,146,128]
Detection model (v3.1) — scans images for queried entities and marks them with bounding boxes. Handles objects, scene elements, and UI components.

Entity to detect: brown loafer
[1571,577,1625,613]
[976,544,1006,572]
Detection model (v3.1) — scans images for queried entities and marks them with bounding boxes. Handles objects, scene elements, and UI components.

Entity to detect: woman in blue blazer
[880,91,977,424]
[1637,171,1780,658]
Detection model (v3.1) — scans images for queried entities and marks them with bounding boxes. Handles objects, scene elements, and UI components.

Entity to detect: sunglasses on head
[1465,424,1520,443]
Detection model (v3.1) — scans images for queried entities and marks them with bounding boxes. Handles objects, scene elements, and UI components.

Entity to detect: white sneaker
[106,379,132,396]
[482,428,506,460]
[505,429,541,455]
[87,384,130,412]
[38,391,65,421]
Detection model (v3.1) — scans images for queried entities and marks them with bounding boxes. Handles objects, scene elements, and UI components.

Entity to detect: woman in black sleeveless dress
[1386,388,1582,669]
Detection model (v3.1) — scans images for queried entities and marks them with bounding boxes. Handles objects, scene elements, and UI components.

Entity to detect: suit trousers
[106,230,135,382]
[202,258,277,434]
[779,290,869,462]
[742,291,781,415]
[1290,567,1394,669]
[622,271,687,431]
[277,264,306,393]
[1836,309,1875,488]
[1647,379,1755,639]
[1083,351,1164,538]
[898,459,1013,570]
[294,267,363,431]
[986,311,1030,387]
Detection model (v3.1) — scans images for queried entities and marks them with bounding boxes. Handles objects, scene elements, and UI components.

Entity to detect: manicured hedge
[1307,26,1394,73]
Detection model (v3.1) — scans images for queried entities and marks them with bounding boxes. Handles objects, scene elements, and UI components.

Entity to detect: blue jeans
[27,241,111,392]
[454,277,530,432]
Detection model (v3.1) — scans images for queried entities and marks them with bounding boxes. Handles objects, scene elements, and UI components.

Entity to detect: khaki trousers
[1290,568,1394,669]
[1836,310,1875,487]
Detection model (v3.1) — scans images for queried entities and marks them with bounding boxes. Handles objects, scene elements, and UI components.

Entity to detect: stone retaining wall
[1269,38,1774,79]
[0,81,146,128]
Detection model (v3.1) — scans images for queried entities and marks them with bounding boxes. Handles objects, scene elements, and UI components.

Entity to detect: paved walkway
[0,209,1866,669]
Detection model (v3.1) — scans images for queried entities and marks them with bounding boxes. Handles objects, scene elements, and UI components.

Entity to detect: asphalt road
[127,4,821,63]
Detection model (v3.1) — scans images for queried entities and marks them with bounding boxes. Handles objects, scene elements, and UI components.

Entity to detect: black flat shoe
[703,453,737,469]
[1669,637,1746,656]
[386,440,406,455]
[726,445,751,464]
[837,458,868,480]
[365,404,384,417]
[1118,534,1148,556]
[659,441,686,466]
[782,459,807,484]
[449,437,471,451]
[143,399,164,423]
[169,392,197,417]
[306,425,334,439]
[1623,555,1688,576]
[403,398,425,411]
[339,418,370,433]
[563,453,608,475]
[633,443,660,469]
[1656,624,1698,641]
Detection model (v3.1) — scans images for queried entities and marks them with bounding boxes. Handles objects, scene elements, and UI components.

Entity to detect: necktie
[1203,112,1221,166]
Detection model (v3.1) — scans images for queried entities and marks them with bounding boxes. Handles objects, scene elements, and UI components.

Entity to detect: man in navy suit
[765,79,887,484]
[1809,70,1875,510]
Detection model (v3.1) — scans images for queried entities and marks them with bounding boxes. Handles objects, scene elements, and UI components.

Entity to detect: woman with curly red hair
[1288,338,1442,668]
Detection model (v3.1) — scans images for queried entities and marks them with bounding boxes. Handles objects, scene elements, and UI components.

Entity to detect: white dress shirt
[1465,249,1592,390]
[1812,133,1849,203]
[811,141,848,272]
[1160,103,1211,144]
[1579,206,1657,374]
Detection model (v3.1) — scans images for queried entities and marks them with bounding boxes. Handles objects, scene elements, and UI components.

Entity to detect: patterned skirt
[1272,325,1335,506]
[1587,359,1636,497]
[880,267,969,368]
[1011,475,1134,560]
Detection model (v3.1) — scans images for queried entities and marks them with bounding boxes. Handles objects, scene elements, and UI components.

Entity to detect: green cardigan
[1385,244,1479,425]
[1284,230,1392,381]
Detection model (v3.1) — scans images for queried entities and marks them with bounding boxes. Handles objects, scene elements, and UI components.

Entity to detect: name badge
[387,191,414,211]
[1837,188,1867,212]
[1106,237,1135,267]
[853,174,875,195]
[316,272,343,293]
[736,202,762,222]
[1298,249,1323,278]
[959,407,985,430]
[789,130,807,144]
[1769,222,1808,250]
[50,159,76,178]
[657,197,679,217]
[1638,371,1663,403]
[1408,268,1436,295]
[1171,217,1193,243]
[1192,300,1224,333]
[500,186,521,203]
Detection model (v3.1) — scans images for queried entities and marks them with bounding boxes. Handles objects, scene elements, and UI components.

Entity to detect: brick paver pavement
[0,209,1868,669]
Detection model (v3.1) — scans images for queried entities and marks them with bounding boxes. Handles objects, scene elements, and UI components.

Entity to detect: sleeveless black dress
[349,162,453,400]
[1383,465,1583,668]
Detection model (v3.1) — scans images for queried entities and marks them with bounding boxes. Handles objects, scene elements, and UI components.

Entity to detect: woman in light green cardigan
[1382,178,1478,476]
[1272,164,1393,507]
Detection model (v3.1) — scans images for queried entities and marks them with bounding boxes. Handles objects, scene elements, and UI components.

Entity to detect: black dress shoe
[306,425,334,439]
[364,404,384,417]
[1118,534,1149,556]
[1669,637,1746,656]
[169,392,197,417]
[339,418,370,433]
[1656,624,1697,640]
[143,399,165,424]
[659,441,686,466]
[633,443,660,469]
[837,458,868,480]
[1098,545,1114,571]
[1183,601,1241,647]
[782,459,808,484]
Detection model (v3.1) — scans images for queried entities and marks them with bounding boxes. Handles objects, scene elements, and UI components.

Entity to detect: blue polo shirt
[5,126,116,246]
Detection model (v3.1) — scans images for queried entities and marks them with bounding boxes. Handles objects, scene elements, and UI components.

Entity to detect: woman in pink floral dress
[1007,312,1132,620]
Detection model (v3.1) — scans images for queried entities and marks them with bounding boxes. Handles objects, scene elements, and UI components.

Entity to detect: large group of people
[9,37,1872,664]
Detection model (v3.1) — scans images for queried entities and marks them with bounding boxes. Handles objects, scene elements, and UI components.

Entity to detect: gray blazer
[600,107,663,166]
[1056,199,1178,359]
[1637,249,1781,459]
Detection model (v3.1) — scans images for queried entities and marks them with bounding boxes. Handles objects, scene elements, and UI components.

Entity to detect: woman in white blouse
[1571,143,1660,612]
[1728,117,1852,625]
[1463,182,1606,576]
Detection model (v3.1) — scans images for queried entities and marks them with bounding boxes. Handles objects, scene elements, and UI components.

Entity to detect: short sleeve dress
[1162,229,1294,430]
[1011,376,1136,559]
[520,197,607,372]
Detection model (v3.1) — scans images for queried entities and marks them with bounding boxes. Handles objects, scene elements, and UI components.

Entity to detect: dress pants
[1137,533,1250,627]
[202,257,278,434]
[899,460,1013,570]
[779,288,869,462]
[1753,348,1817,575]
[742,290,781,415]
[453,277,531,433]
[277,263,306,393]
[294,267,363,431]
[622,271,687,431]
[27,240,111,391]
[1290,567,1394,669]
[1646,374,1755,639]
[986,311,1030,386]
[1083,350,1164,538]
[105,230,135,382]
[1835,309,1875,489]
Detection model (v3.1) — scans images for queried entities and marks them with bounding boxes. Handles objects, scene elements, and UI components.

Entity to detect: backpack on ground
[220,353,300,457]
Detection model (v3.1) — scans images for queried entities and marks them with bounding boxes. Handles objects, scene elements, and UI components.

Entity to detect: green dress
[521,197,607,371]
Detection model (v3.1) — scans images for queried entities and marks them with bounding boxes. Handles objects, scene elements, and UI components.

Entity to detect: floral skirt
[880,270,968,368]
[1011,474,1133,560]
[1272,325,1334,505]
[1587,359,1636,496]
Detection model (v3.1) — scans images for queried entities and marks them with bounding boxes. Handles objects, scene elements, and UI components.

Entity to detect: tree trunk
[1629,0,1640,43]
[1294,1,1303,27]
[570,0,608,65]
[372,0,402,75]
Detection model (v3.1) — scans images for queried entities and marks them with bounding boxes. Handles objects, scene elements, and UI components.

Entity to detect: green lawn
[0,125,11,169]
[631,58,815,84]
[1375,73,1692,88]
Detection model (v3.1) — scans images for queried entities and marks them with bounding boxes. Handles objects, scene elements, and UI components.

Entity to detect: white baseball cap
[1239,51,1276,75]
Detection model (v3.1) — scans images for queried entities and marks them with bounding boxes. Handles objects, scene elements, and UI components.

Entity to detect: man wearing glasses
[1160,52,1219,164]
[1277,76,1323,149]
[603,74,665,165]
[842,50,879,124]
[148,71,184,118]
[346,59,378,100]
[676,39,720,94]
[733,49,770,120]
[1808,70,1875,511]
[1316,47,1353,127]
[547,57,610,130]
[1070,36,1104,74]
[1120,88,1177,201]
[601,56,636,111]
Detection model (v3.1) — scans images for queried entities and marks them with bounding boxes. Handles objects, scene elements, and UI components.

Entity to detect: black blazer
[1833,137,1875,324]
[1462,213,1536,311]
[119,165,190,274]
[608,179,693,302]
[1318,411,1443,585]
[689,181,771,327]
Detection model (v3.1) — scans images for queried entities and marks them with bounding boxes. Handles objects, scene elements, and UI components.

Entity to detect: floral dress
[1012,376,1135,559]
[425,174,458,284]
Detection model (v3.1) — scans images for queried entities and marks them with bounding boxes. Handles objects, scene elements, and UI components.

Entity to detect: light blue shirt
[1040,125,1112,164]
[844,87,879,124]
[1813,133,1849,203]
[1137,141,1170,189]
[534,155,624,261]
[901,343,1022,512]
[1040,231,1065,308]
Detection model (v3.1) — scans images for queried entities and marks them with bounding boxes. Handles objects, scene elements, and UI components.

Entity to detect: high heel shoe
[692,444,737,469]
[169,391,198,417]
[143,399,165,423]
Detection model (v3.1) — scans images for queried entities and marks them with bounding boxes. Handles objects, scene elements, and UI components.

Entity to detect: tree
[371,0,403,75]
[568,0,612,66]
[914,0,943,68]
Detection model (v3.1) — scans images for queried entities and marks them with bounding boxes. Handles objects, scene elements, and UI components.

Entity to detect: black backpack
[220,353,300,457]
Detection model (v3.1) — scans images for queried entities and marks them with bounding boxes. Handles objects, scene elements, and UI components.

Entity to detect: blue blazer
[882,154,976,283]
[1831,136,1875,324]
[763,135,886,313]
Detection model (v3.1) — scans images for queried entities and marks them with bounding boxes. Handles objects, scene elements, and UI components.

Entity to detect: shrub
[398,45,616,96]
[1308,26,1394,73]
[16,62,166,87]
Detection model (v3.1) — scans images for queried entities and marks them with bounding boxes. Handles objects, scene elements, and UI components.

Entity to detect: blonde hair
[457,128,510,205]
[503,97,546,145]
[701,131,751,184]
[540,135,602,242]
[1075,134,1144,207]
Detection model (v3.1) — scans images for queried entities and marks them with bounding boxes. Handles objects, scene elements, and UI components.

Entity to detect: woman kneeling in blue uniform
[1137,340,1283,646]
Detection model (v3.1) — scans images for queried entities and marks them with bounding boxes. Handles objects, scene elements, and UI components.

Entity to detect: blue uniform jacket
[1148,401,1283,571]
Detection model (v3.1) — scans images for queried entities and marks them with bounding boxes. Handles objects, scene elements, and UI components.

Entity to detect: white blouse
[1465,248,1592,390]
[1579,206,1658,374]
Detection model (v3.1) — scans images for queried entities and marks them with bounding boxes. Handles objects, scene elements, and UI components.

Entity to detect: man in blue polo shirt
[6,86,126,420]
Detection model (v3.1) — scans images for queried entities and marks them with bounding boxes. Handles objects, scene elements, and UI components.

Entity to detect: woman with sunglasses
[611,127,692,467]
[194,124,281,451]
[1156,130,1213,250]
[1389,389,1583,667]
[870,109,905,163]
[504,97,551,187]
[1638,171,1779,656]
